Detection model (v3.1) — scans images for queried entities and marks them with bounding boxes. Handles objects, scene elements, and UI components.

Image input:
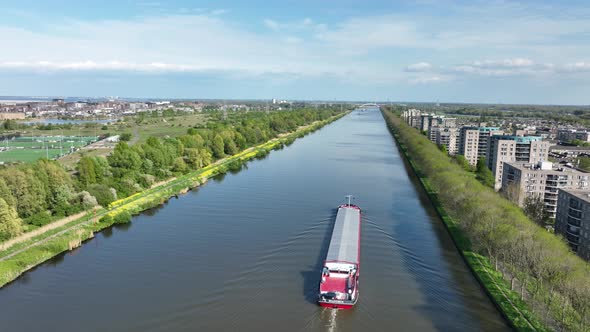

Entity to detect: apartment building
[420,114,431,132]
[427,116,456,142]
[502,161,589,218]
[458,126,502,167]
[401,109,423,129]
[557,129,590,143]
[555,189,590,261]
[487,135,549,190]
[435,128,459,155]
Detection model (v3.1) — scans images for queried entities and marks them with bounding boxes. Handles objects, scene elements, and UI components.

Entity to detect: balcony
[569,206,583,213]
[567,226,581,236]
[567,218,582,227]
[568,210,583,219]
[567,233,580,244]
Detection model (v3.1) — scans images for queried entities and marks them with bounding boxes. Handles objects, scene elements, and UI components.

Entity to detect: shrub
[113,211,131,224]
[26,211,52,227]
[119,133,132,141]
[87,184,116,207]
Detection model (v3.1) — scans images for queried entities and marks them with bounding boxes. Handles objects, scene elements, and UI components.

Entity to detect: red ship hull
[318,301,356,309]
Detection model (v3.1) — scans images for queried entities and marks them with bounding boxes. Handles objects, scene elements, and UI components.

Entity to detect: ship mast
[345,194,354,206]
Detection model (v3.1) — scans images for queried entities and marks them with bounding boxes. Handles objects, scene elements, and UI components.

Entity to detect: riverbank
[381,109,546,332]
[0,112,348,289]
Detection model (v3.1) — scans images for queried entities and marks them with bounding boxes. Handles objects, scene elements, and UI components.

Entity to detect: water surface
[0,110,509,331]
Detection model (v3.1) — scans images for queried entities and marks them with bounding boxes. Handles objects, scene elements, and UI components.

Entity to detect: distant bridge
[355,103,379,111]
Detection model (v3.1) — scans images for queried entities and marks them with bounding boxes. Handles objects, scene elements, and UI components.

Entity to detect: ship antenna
[345,194,354,206]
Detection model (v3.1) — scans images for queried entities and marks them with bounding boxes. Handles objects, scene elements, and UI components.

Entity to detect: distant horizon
[1,95,589,107]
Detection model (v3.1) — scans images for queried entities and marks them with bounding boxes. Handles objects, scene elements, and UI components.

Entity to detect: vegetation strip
[382,109,551,332]
[0,112,347,288]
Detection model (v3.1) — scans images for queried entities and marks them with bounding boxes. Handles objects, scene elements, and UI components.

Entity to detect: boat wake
[324,307,338,332]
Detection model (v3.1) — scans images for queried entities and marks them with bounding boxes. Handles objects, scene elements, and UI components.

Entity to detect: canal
[0,109,509,331]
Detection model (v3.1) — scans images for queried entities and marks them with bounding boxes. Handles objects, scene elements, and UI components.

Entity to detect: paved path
[0,211,90,252]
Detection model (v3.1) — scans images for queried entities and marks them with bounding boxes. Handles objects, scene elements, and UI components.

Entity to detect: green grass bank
[381,109,547,332]
[0,112,347,289]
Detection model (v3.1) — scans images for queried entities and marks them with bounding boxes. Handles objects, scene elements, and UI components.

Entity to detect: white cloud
[0,61,214,72]
[409,75,450,84]
[1,1,590,93]
[263,19,280,30]
[0,14,344,77]
[472,58,535,68]
[315,17,420,51]
[211,9,227,15]
[405,62,432,72]
[449,58,557,77]
[562,62,590,72]
[407,58,590,79]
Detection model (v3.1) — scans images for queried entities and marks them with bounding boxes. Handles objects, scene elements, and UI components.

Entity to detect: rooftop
[550,145,590,151]
[492,135,543,143]
[561,188,590,203]
[506,161,589,175]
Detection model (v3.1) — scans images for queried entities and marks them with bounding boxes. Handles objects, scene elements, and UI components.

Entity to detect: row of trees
[383,108,590,331]
[0,109,339,241]
[76,108,341,202]
[0,108,342,241]
[0,159,98,240]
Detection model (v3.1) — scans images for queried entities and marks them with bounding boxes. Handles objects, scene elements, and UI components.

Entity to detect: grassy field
[0,113,208,165]
[59,148,113,169]
[0,136,98,163]
[55,113,209,144]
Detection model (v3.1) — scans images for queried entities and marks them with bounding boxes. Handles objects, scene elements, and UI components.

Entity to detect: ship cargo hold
[318,200,361,309]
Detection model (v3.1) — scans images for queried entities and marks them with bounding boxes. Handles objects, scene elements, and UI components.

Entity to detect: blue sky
[0,0,589,104]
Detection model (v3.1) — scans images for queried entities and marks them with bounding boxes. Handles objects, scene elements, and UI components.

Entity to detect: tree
[87,184,116,207]
[439,144,448,155]
[501,182,520,203]
[1,168,47,218]
[120,133,132,141]
[223,135,238,155]
[0,198,22,241]
[454,155,472,171]
[234,132,247,149]
[0,178,15,208]
[199,148,213,166]
[77,156,97,186]
[577,156,590,171]
[108,142,142,177]
[2,119,17,130]
[212,134,225,159]
[523,194,550,226]
[476,157,495,187]
[172,157,187,173]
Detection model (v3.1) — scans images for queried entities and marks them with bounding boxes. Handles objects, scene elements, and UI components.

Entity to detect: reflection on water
[0,109,509,332]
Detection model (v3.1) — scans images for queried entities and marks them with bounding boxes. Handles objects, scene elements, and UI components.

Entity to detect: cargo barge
[318,195,361,309]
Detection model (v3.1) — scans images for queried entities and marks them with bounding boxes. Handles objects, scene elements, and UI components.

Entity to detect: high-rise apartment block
[401,109,423,129]
[487,135,549,190]
[502,161,589,218]
[556,189,590,261]
[435,128,459,155]
[458,127,502,167]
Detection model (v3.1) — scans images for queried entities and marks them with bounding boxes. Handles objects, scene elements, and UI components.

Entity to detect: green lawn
[0,148,63,162]
[0,136,98,163]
